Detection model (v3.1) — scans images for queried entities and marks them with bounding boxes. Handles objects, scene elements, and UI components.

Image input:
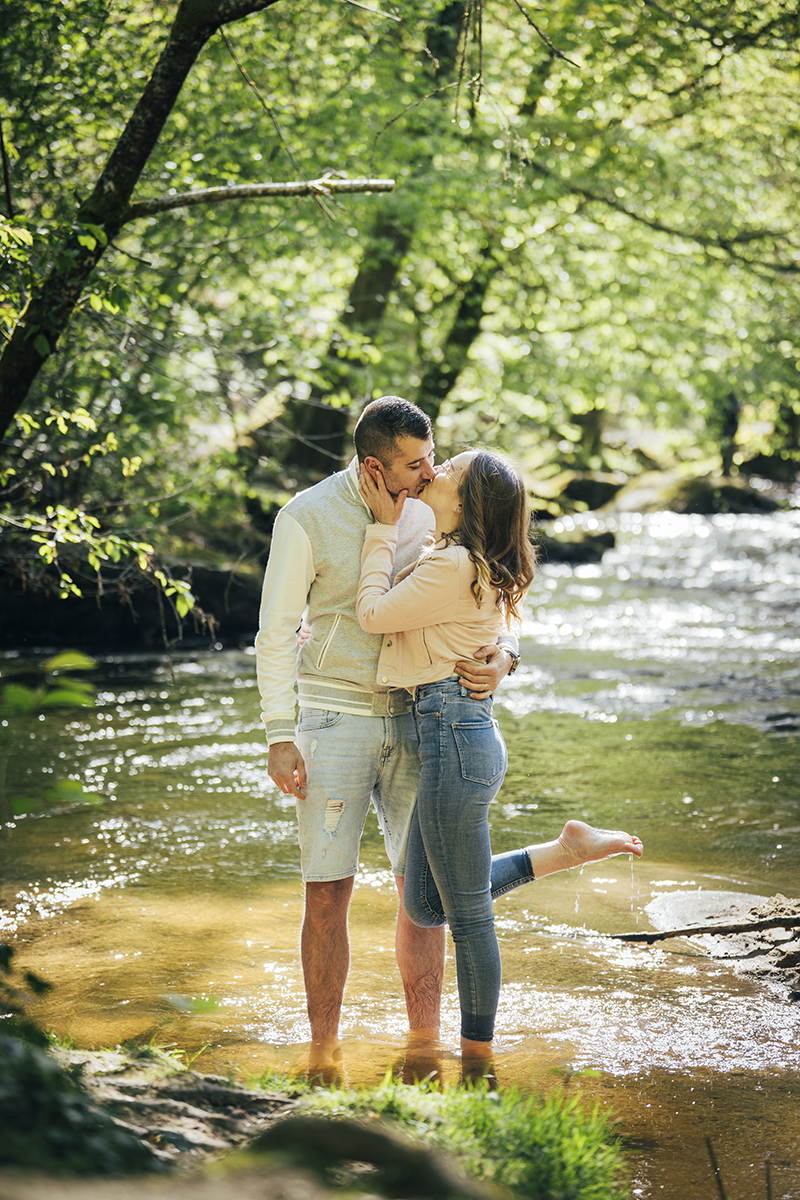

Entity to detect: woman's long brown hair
[456,450,537,624]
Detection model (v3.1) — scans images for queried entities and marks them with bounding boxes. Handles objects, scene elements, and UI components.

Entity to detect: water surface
[2,511,799,1198]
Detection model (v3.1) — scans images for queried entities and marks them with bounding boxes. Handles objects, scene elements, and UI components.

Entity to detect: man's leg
[295,710,382,1064]
[395,874,445,1036]
[302,877,354,1057]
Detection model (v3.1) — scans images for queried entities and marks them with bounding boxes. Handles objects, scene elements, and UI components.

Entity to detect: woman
[357,449,643,1059]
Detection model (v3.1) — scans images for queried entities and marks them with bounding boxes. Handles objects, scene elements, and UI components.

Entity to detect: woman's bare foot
[526,819,643,879]
[461,1036,494,1060]
[558,819,643,865]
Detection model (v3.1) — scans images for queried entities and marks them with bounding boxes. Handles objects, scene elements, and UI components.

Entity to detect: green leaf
[1,684,38,714]
[33,334,50,356]
[11,796,41,815]
[39,689,95,709]
[83,223,108,247]
[48,676,95,695]
[44,779,101,805]
[45,651,96,672]
[175,592,194,618]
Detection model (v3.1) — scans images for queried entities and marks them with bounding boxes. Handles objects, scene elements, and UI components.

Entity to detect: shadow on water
[2,511,800,1197]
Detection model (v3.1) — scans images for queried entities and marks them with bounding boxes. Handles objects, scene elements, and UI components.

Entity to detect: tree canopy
[1,0,799,613]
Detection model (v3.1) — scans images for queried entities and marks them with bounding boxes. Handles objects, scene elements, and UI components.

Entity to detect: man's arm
[256,509,314,799]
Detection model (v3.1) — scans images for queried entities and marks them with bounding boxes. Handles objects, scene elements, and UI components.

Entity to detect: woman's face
[423,450,477,531]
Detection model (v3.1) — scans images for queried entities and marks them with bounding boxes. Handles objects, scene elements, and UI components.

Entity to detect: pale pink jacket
[357,524,506,690]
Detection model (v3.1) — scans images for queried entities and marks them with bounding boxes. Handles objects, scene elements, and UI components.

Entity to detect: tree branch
[124,177,395,221]
[524,157,800,274]
[611,915,800,944]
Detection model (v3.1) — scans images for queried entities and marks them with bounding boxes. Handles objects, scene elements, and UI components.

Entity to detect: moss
[0,1032,162,1175]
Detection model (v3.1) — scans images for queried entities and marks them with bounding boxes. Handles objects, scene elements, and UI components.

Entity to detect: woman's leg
[404,820,644,927]
[526,820,644,875]
[402,688,645,1050]
[410,690,506,1047]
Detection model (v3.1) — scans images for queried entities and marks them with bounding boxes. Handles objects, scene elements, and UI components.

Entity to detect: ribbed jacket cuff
[265,718,296,746]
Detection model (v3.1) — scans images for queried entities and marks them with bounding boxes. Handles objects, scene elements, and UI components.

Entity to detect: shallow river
[2,510,799,1198]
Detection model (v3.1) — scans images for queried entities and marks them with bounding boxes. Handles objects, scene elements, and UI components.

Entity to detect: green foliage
[1,0,799,599]
[0,948,161,1175]
[298,1073,627,1200]
[0,652,101,820]
[0,942,53,1048]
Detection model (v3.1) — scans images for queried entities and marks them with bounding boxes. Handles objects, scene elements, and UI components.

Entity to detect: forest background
[1,0,799,637]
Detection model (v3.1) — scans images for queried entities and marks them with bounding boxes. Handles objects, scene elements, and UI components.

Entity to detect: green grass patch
[254,1070,628,1200]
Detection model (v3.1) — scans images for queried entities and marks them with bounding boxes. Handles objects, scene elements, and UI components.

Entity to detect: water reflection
[2,511,799,1197]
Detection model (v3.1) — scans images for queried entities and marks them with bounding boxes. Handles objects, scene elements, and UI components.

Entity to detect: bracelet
[506,649,521,675]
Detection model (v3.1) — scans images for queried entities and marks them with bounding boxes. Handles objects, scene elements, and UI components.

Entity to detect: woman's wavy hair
[454,450,537,624]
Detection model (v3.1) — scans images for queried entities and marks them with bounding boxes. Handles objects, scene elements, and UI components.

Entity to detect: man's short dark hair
[354,396,431,465]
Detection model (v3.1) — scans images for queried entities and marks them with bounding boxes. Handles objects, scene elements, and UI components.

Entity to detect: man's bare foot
[399,1030,444,1085]
[308,1035,343,1070]
[460,1052,497,1090]
[306,1038,345,1085]
[526,819,643,879]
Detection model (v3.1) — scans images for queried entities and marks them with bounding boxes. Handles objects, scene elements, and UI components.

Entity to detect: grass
[251,1068,629,1200]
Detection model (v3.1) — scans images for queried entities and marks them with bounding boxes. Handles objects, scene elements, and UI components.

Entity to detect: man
[256,396,517,1066]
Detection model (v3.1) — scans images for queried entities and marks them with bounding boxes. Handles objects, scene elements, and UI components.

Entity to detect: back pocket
[451,721,506,786]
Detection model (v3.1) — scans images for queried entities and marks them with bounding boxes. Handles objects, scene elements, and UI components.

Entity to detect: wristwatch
[505,649,521,675]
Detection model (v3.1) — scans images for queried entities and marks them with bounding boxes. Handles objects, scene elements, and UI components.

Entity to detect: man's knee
[304,877,354,928]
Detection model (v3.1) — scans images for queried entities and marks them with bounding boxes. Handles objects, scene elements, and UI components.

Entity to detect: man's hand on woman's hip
[455,645,515,700]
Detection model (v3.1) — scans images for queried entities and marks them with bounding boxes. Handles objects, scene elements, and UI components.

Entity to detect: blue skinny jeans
[403,677,535,1042]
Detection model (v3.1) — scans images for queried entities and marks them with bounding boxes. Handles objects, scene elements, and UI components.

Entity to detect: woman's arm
[357,527,463,634]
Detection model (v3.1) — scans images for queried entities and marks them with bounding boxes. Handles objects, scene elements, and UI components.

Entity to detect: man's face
[377,435,436,498]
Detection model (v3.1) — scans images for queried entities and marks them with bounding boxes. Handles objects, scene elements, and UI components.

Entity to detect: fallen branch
[610,915,800,944]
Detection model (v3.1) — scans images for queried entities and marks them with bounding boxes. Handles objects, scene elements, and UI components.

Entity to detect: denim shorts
[294,708,420,882]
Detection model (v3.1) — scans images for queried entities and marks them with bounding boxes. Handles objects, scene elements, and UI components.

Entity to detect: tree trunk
[415,244,500,423]
[259,2,467,477]
[265,212,415,475]
[718,390,740,476]
[0,0,280,444]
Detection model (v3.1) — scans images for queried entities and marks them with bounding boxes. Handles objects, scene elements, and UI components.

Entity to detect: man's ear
[362,455,383,483]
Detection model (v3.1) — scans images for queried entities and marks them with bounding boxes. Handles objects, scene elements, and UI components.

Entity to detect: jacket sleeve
[357,525,464,634]
[255,509,315,745]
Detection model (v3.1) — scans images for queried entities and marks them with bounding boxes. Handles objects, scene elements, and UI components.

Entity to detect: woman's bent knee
[403,892,445,929]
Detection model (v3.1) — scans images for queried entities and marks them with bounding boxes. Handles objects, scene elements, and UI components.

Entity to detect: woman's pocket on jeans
[451,720,506,785]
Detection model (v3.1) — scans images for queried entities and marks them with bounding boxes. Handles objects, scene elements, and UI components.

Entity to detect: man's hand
[268,741,308,799]
[455,645,514,699]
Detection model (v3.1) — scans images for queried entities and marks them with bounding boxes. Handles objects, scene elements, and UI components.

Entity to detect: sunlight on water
[507,510,800,730]
[2,511,799,1198]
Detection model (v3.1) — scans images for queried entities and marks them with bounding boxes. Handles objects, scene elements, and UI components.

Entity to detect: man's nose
[421,459,436,480]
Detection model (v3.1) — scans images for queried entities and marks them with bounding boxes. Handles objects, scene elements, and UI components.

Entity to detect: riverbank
[0,1043,626,1200]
